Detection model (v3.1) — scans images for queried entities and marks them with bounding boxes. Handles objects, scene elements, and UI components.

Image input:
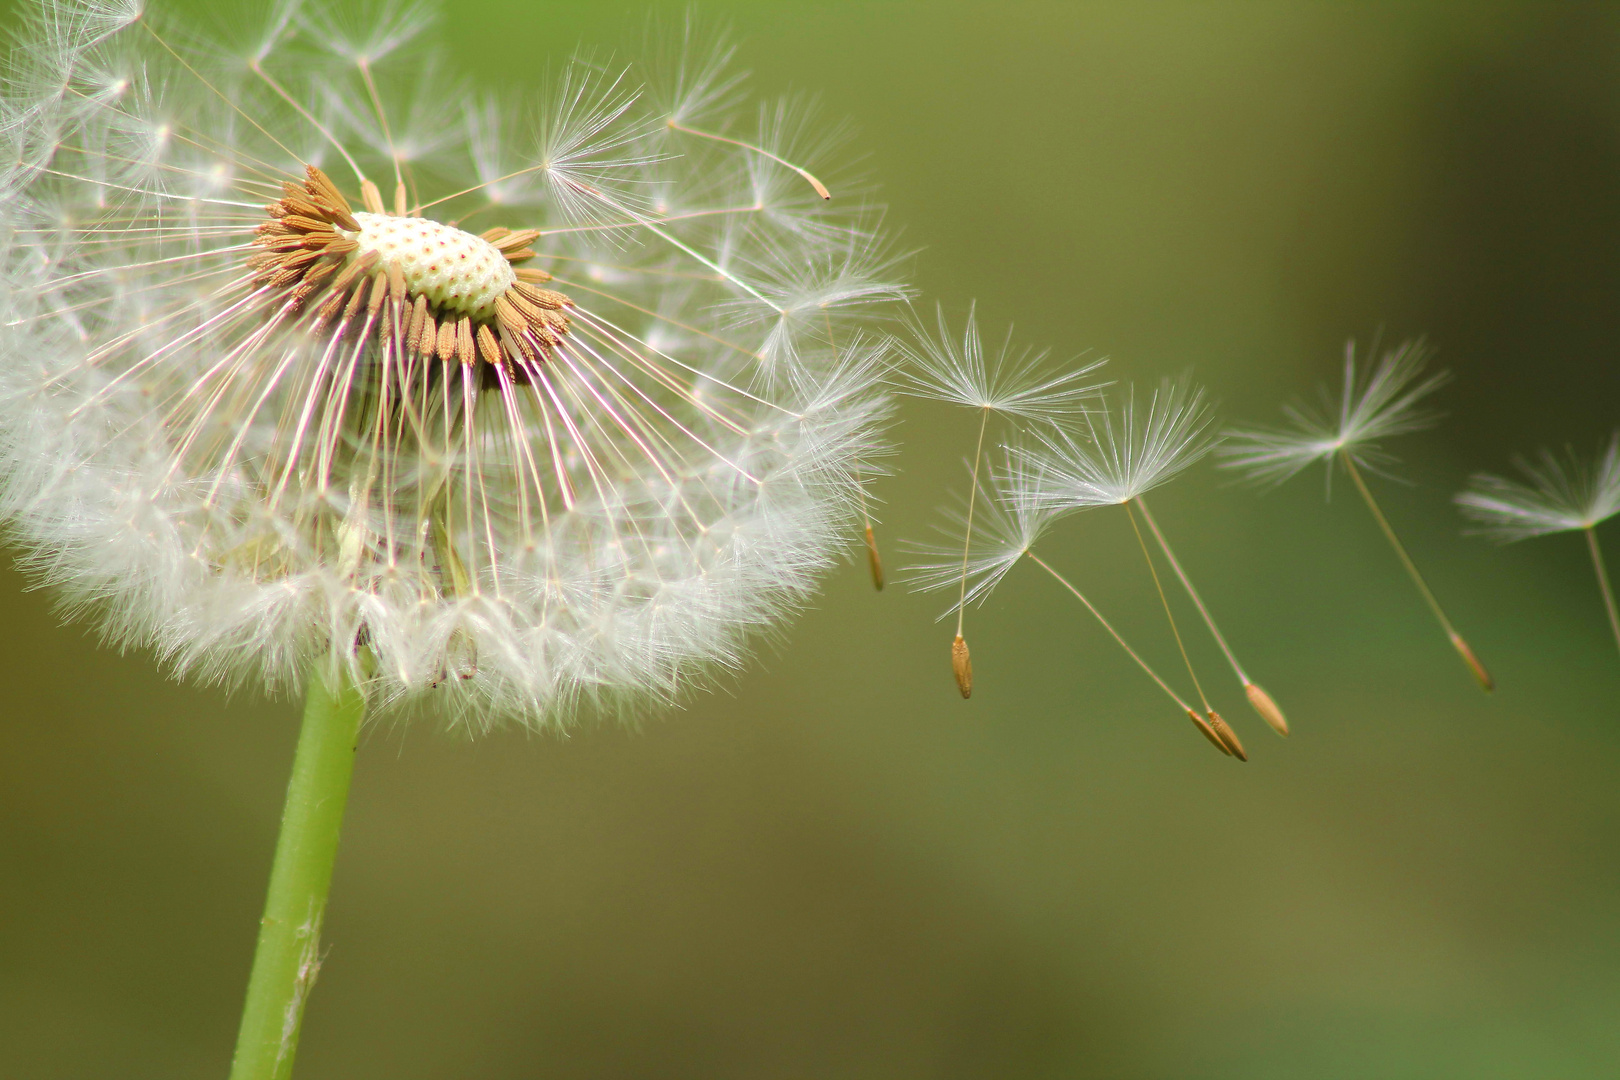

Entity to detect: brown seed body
[865,525,884,591]
[1188,708,1230,755]
[1207,711,1247,761]
[1450,632,1495,692]
[1244,682,1289,737]
[951,634,972,699]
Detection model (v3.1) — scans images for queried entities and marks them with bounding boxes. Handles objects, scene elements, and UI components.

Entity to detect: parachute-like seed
[1223,339,1491,693]
[1457,433,1620,663]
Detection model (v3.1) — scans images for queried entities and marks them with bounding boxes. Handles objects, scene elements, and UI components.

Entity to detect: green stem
[229,663,367,1080]
[1585,526,1620,661]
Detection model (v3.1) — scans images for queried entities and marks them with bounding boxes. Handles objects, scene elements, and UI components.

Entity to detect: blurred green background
[5,1,1620,1076]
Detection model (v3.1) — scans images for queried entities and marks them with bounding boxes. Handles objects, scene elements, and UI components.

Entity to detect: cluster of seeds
[250,166,573,374]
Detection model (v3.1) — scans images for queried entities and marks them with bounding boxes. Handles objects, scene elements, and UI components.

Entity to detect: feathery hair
[894,303,1106,424]
[905,446,1061,618]
[1016,377,1215,510]
[1220,338,1447,487]
[1457,434,1620,542]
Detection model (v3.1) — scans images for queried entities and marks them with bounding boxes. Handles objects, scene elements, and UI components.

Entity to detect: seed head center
[346,212,516,320]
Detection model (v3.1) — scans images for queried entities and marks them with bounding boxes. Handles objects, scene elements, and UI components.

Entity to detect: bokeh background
[5,1,1620,1076]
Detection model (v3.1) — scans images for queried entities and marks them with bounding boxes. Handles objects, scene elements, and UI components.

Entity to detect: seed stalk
[229,662,367,1080]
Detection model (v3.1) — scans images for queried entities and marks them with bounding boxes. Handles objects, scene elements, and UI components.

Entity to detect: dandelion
[1221,339,1493,691]
[1457,433,1620,660]
[896,305,1106,696]
[1014,378,1277,738]
[0,1,902,1074]
[906,450,1245,759]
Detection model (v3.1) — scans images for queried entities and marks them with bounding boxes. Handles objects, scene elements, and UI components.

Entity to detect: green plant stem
[229,663,366,1080]
[1585,526,1620,660]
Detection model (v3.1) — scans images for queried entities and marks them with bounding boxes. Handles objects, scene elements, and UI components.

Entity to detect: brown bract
[249,166,573,379]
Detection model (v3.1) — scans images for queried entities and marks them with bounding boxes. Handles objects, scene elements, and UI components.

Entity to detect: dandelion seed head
[1456,433,1620,542]
[1220,338,1448,487]
[0,0,901,729]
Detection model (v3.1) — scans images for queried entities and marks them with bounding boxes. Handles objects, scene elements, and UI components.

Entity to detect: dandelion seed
[897,306,1106,693]
[1222,339,1492,691]
[1243,681,1290,737]
[1458,433,1620,660]
[906,453,1238,759]
[1015,378,1244,729]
